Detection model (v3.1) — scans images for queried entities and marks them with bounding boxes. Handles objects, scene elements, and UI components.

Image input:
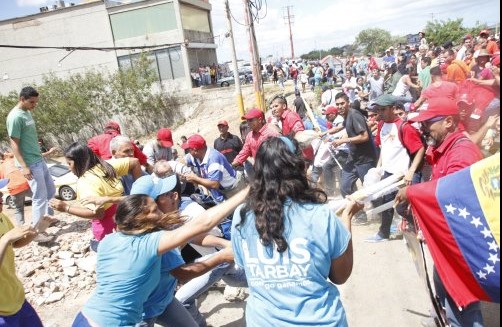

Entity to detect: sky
[1,0,500,62]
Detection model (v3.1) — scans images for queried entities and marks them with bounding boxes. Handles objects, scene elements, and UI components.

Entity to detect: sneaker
[352,217,369,226]
[364,233,389,243]
[34,232,55,244]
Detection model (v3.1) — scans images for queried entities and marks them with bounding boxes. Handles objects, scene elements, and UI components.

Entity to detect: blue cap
[130,175,177,199]
[0,178,9,189]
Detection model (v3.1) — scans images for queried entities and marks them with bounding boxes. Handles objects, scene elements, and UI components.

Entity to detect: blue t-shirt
[231,201,351,327]
[83,231,163,326]
[193,147,237,203]
[142,248,185,319]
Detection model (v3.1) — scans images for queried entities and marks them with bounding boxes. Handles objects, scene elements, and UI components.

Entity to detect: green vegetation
[0,54,182,150]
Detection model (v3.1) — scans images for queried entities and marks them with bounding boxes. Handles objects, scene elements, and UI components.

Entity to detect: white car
[1,160,78,209]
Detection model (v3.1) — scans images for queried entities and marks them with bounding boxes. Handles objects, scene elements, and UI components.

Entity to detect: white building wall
[0,2,118,95]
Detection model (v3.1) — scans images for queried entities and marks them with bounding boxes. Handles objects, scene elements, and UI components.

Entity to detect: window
[117,47,185,82]
[180,5,210,33]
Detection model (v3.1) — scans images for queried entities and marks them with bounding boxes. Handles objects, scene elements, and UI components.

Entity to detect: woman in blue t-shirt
[71,183,248,327]
[231,136,362,326]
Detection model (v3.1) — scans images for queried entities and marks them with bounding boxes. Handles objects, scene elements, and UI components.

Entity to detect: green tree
[354,28,393,55]
[424,18,469,47]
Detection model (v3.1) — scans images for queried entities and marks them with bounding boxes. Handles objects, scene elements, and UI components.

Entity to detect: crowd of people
[1,28,500,327]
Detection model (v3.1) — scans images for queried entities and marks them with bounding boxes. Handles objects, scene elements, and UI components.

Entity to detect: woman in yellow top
[0,186,52,325]
[50,142,142,251]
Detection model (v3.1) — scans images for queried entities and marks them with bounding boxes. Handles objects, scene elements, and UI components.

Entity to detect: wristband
[66,205,71,213]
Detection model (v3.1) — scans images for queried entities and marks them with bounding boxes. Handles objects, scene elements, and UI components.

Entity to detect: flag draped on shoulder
[407,153,500,308]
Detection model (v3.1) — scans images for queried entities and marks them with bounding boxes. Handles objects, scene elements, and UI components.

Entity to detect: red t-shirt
[421,82,459,101]
[88,131,147,165]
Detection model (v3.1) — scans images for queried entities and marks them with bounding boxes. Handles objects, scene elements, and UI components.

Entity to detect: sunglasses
[424,116,445,124]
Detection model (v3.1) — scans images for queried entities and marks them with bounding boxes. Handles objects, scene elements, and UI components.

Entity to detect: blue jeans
[323,151,349,197]
[72,312,146,327]
[11,189,32,226]
[143,298,198,327]
[175,261,247,327]
[340,160,375,197]
[433,268,484,327]
[28,160,56,226]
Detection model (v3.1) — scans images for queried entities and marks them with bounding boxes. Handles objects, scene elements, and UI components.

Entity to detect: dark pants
[0,300,43,327]
[340,160,375,197]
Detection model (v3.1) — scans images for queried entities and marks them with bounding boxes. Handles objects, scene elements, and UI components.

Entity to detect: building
[0,0,217,95]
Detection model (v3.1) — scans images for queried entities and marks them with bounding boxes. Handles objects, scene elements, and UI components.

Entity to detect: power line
[0,43,185,51]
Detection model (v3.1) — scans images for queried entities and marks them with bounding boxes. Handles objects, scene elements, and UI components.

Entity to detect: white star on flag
[476,270,488,279]
[488,240,499,252]
[458,207,470,219]
[483,263,495,274]
[470,217,483,228]
[488,253,500,265]
[445,203,456,214]
[481,227,493,239]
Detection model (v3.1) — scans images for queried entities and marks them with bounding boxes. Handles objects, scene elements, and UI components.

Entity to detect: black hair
[64,142,118,183]
[271,94,287,107]
[430,66,442,76]
[335,92,349,102]
[19,86,39,99]
[237,137,326,253]
[421,56,432,66]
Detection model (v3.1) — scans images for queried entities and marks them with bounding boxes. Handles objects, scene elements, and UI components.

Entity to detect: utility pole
[283,5,295,59]
[224,0,244,117]
[243,0,265,111]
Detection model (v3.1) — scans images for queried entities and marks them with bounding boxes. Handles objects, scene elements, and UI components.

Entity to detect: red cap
[479,29,490,37]
[242,108,264,120]
[409,98,459,122]
[105,121,121,133]
[457,94,474,105]
[325,105,338,116]
[217,120,228,126]
[157,128,173,148]
[187,134,206,150]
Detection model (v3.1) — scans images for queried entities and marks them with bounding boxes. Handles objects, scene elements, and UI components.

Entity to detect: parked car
[219,70,252,87]
[1,160,78,209]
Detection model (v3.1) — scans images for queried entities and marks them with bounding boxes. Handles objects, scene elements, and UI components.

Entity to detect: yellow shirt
[0,213,25,315]
[77,158,130,212]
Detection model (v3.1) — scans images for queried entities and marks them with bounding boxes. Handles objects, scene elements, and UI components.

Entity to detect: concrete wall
[0,2,117,95]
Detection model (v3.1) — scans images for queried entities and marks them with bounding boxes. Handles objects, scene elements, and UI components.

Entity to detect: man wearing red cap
[213,120,242,164]
[396,97,484,326]
[183,134,245,203]
[231,109,279,168]
[478,30,499,55]
[143,128,174,166]
[87,121,150,172]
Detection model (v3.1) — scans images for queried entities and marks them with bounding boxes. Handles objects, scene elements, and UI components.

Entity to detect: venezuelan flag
[407,154,500,308]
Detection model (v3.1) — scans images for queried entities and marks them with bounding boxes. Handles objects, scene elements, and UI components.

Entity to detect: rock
[20,262,43,277]
[76,254,97,273]
[50,245,60,252]
[33,273,51,287]
[59,258,75,268]
[46,226,61,235]
[63,266,78,277]
[223,285,247,302]
[35,297,45,306]
[70,242,86,254]
[58,251,73,260]
[45,292,64,304]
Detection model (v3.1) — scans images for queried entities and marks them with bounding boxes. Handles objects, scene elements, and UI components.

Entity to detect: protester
[71,186,248,327]
[0,188,51,326]
[110,135,146,195]
[365,95,425,242]
[6,86,55,243]
[231,136,363,326]
[213,120,243,165]
[87,121,150,173]
[231,108,280,170]
[143,128,175,166]
[0,153,31,226]
[49,143,142,251]
[396,97,484,326]
[332,93,377,224]
[183,134,245,203]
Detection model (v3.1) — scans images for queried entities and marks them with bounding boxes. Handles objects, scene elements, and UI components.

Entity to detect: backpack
[377,120,426,167]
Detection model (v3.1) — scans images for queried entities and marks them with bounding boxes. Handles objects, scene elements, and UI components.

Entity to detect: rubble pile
[14,215,96,307]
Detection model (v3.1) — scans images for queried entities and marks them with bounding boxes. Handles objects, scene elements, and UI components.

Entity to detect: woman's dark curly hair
[237,136,326,252]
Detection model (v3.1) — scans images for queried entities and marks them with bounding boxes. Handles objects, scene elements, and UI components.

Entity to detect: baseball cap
[217,120,229,126]
[186,134,206,150]
[409,97,459,122]
[157,128,173,148]
[457,94,474,105]
[0,178,9,189]
[325,105,338,115]
[130,175,177,199]
[477,49,491,58]
[373,94,399,107]
[241,108,264,120]
[105,121,121,133]
[479,29,490,37]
